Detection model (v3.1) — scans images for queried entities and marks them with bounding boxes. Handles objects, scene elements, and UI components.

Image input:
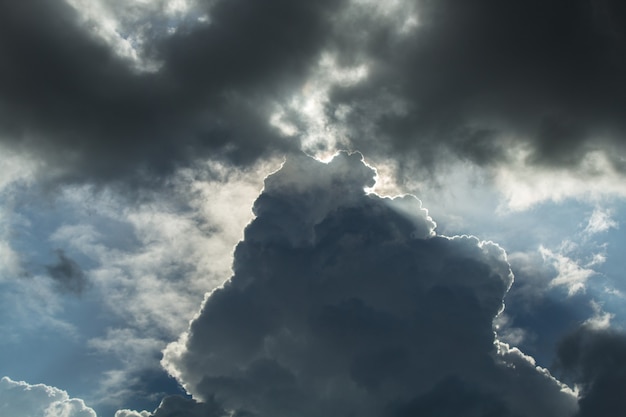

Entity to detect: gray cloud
[46,249,88,295]
[320,0,626,174]
[162,152,578,417]
[556,325,626,417]
[151,395,225,417]
[0,376,96,417]
[0,0,343,187]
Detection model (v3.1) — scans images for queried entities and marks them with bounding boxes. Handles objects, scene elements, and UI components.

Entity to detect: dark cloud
[46,249,88,295]
[0,0,343,187]
[323,0,626,173]
[151,395,225,417]
[3,0,625,189]
[556,325,626,417]
[162,152,577,417]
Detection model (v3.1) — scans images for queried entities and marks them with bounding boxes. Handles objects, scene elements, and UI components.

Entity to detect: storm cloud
[3,0,625,190]
[2,2,626,417]
[0,0,342,186]
[162,152,578,417]
[0,376,96,417]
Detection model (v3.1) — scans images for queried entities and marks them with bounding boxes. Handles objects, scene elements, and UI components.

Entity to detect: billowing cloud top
[162,152,577,417]
[0,0,342,186]
[0,376,96,417]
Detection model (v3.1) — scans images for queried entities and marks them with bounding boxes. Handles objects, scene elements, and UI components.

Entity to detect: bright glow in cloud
[270,53,369,160]
[63,0,198,71]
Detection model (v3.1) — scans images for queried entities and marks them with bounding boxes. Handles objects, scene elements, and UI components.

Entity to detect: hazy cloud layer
[162,153,577,417]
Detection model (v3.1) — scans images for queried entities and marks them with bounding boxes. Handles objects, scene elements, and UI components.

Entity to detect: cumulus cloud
[0,376,96,417]
[162,152,577,417]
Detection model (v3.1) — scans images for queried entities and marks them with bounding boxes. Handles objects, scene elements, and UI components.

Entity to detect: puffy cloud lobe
[0,376,96,417]
[556,326,626,417]
[163,152,577,417]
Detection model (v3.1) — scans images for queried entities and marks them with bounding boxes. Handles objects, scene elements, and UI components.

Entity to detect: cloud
[584,208,618,235]
[115,395,227,417]
[0,376,96,417]
[3,0,624,196]
[556,326,626,417]
[541,246,597,296]
[46,250,88,295]
[162,152,577,417]
[0,0,344,187]
[316,0,626,173]
[150,396,225,417]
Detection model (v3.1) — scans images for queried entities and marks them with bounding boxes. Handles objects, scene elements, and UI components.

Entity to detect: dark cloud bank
[0,0,342,185]
[326,0,626,173]
[2,0,626,187]
[3,0,626,415]
[156,152,590,417]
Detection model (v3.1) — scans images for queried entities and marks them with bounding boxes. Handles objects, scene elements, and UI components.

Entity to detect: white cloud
[583,300,614,330]
[495,149,626,211]
[42,158,273,406]
[0,377,96,417]
[584,207,618,235]
[270,53,369,159]
[541,246,596,296]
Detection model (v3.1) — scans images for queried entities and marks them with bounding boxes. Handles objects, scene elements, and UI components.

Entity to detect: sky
[1,0,626,416]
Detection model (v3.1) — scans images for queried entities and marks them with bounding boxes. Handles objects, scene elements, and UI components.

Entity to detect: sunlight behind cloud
[270,53,368,160]
[541,246,596,296]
